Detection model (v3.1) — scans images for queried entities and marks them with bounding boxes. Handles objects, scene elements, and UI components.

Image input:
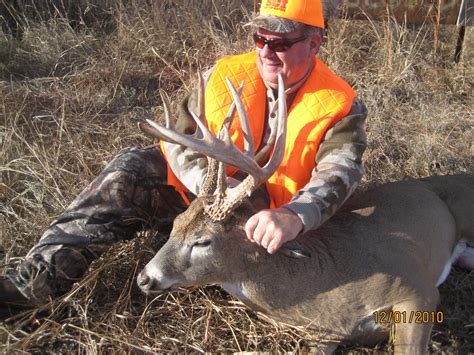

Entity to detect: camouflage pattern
[7,146,188,305]
[284,99,367,232]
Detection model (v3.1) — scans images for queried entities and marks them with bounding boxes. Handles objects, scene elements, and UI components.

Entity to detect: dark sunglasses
[253,33,308,52]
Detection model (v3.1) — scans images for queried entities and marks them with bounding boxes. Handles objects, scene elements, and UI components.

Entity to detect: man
[1,0,367,308]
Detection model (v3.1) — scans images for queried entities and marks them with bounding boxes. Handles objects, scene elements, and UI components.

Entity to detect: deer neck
[218,233,331,310]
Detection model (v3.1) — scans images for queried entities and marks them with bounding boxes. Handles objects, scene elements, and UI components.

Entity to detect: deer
[136,74,474,353]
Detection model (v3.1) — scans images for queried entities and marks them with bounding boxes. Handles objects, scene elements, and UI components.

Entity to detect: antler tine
[196,71,205,121]
[201,90,239,196]
[203,82,243,196]
[259,73,287,177]
[189,112,216,143]
[225,78,254,157]
[200,157,220,196]
[216,159,227,195]
[160,90,174,129]
[220,81,244,136]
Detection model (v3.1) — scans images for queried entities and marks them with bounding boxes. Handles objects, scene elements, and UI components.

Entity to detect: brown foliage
[1,0,472,352]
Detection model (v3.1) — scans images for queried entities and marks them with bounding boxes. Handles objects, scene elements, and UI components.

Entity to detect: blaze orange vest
[163,51,356,208]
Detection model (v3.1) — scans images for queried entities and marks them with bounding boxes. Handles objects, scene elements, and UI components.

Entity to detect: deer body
[137,75,473,352]
[139,175,473,351]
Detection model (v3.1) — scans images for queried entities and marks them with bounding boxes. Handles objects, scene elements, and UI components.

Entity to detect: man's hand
[245,208,303,254]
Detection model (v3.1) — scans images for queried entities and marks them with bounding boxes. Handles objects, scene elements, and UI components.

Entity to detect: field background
[1,0,473,352]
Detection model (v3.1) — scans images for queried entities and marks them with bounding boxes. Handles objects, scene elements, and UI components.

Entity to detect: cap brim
[245,15,304,33]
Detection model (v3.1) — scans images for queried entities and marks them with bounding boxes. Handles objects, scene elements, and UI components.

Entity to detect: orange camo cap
[259,0,325,29]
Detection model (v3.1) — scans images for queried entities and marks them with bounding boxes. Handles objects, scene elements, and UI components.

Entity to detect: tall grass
[1,0,473,352]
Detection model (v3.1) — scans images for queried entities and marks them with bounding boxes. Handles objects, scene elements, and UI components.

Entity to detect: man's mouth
[264,62,281,67]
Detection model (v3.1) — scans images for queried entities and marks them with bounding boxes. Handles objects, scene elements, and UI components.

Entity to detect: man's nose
[259,44,278,59]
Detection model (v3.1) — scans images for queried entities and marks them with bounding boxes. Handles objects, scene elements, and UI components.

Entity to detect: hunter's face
[255,28,320,88]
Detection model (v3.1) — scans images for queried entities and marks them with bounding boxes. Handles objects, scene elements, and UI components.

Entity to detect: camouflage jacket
[163,66,368,233]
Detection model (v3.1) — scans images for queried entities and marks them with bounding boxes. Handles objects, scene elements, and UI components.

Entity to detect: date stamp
[373,311,444,324]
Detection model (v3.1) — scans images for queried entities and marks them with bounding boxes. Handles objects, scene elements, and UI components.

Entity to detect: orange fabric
[204,51,356,207]
[159,148,192,205]
[161,51,355,207]
[205,51,266,177]
[260,0,325,29]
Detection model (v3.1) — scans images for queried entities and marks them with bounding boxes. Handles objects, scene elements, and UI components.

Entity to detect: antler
[139,74,287,221]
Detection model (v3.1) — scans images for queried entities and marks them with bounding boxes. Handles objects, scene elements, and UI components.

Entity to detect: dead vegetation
[1,0,473,352]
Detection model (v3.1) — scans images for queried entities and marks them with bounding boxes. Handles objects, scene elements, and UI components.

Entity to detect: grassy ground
[1,0,473,352]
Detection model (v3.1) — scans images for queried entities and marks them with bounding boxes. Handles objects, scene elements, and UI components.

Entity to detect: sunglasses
[253,33,308,52]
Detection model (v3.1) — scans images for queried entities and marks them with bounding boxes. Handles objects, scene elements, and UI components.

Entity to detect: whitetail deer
[137,75,474,353]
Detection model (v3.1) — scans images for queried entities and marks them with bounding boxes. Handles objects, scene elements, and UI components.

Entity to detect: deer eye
[192,239,212,248]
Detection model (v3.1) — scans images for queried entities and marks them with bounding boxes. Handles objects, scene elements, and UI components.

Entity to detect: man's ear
[309,34,322,55]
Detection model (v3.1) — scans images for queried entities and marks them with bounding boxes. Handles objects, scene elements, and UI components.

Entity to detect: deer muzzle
[137,263,175,295]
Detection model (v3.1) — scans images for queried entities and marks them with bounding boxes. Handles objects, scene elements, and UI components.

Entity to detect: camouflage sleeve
[283,98,368,233]
[162,67,216,195]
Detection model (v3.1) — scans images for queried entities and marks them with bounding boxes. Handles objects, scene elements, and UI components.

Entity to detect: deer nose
[137,272,153,289]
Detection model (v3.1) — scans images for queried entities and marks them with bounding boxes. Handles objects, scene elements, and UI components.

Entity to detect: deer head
[137,74,287,294]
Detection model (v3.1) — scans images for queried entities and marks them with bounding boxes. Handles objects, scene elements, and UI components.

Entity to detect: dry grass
[1,0,473,352]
